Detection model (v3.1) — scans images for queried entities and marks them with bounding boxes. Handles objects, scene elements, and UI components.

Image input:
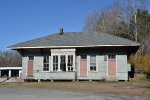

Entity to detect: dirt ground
[0,87,149,100]
[0,81,150,98]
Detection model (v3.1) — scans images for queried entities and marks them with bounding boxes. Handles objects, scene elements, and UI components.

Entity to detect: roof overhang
[0,67,22,70]
[9,44,141,49]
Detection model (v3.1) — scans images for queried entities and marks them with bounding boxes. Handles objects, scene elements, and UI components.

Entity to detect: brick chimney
[59,28,63,35]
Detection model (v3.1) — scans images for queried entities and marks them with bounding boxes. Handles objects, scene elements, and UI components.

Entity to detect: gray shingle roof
[9,32,140,49]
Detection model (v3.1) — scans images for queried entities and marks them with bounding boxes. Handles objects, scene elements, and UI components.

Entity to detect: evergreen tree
[129,9,150,42]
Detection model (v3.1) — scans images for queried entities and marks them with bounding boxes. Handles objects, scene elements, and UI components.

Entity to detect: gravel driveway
[0,87,149,100]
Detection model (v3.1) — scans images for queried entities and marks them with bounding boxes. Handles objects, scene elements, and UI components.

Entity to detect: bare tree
[84,10,101,32]
[0,50,22,67]
[83,0,147,42]
[83,1,129,37]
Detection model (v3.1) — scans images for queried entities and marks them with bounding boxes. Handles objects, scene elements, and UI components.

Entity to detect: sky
[0,0,149,50]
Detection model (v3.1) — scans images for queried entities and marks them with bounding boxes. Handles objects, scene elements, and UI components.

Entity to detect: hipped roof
[9,32,140,49]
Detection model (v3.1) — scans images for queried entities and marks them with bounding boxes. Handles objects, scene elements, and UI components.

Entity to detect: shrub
[129,54,150,73]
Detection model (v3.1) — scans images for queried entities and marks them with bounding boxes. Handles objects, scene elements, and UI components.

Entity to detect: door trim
[107,55,117,77]
[79,55,88,77]
[27,60,34,77]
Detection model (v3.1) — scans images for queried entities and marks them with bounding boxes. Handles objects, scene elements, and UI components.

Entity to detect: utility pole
[129,0,138,42]
[134,8,138,42]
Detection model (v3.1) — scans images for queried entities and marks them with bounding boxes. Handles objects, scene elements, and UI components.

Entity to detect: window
[68,55,73,71]
[81,55,87,59]
[43,56,49,71]
[90,55,96,71]
[108,55,116,59]
[53,56,58,71]
[60,55,66,71]
[29,56,34,60]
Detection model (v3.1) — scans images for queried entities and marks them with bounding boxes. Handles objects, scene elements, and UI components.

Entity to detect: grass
[130,74,150,83]
[131,78,150,84]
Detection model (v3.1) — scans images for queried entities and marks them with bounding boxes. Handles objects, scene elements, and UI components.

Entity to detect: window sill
[39,70,76,73]
[42,71,50,72]
[52,71,76,72]
[89,71,98,73]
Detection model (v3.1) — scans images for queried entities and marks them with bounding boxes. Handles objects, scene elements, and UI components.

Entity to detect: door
[80,55,87,76]
[27,56,34,77]
[108,55,116,76]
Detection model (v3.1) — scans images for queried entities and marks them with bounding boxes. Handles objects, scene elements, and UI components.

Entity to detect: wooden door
[108,55,116,76]
[27,60,33,76]
[80,55,87,76]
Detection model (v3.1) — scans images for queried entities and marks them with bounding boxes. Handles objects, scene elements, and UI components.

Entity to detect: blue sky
[0,0,149,50]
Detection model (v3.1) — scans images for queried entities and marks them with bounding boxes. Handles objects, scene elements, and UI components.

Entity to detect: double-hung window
[68,55,73,71]
[90,55,96,71]
[60,55,66,71]
[43,56,49,71]
[53,56,58,71]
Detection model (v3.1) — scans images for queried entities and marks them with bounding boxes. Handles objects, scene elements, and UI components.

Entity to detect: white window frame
[51,49,76,72]
[53,55,58,71]
[43,56,49,71]
[68,55,74,71]
[90,55,97,72]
